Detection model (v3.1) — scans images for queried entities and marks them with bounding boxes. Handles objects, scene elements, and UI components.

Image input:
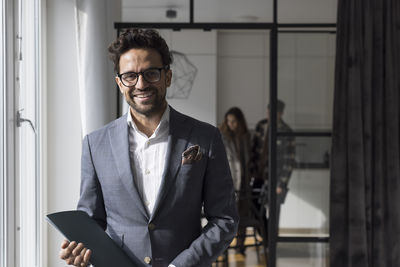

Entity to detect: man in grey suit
[59,28,238,267]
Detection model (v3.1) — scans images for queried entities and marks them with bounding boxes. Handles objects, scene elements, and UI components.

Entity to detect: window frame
[2,0,17,266]
[1,0,44,266]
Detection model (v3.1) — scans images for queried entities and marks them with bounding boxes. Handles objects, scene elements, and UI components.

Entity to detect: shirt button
[145,169,150,175]
[148,223,156,231]
[144,256,152,264]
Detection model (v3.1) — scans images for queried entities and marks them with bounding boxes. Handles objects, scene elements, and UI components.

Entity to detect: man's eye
[144,70,159,80]
[123,73,137,81]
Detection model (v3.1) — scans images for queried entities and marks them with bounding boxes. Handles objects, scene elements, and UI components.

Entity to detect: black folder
[46,210,138,267]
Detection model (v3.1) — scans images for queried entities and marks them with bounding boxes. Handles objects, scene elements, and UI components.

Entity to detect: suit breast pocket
[179,159,205,177]
[179,164,194,175]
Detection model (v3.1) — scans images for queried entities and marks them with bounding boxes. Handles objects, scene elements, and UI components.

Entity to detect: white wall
[46,1,82,266]
[45,0,120,266]
[278,33,335,130]
[217,30,270,129]
[280,170,330,231]
[161,30,218,126]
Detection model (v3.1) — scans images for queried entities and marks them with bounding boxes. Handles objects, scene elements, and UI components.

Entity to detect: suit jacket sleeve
[171,128,239,267]
[77,135,107,230]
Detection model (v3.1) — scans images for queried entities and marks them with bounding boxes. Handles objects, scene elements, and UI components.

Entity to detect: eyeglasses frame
[117,66,169,87]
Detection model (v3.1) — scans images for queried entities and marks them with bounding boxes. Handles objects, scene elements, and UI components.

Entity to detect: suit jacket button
[144,256,152,264]
[148,223,156,230]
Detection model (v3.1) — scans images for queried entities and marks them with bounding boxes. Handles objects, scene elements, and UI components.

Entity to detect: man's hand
[59,240,91,267]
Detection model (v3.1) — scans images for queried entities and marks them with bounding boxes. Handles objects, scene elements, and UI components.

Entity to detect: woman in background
[219,107,251,255]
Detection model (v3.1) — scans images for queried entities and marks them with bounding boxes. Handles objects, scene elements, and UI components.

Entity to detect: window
[16,0,43,266]
[1,0,16,266]
[1,0,43,266]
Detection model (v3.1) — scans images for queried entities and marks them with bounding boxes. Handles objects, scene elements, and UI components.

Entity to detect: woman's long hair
[219,107,249,140]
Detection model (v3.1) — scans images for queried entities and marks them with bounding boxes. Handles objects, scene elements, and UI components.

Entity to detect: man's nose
[135,74,148,89]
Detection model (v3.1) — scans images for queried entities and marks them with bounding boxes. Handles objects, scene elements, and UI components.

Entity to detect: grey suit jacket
[77,107,239,267]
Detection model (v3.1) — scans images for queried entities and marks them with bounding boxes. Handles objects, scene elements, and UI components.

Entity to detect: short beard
[125,87,167,117]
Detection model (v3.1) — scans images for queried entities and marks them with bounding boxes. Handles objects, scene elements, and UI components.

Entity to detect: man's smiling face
[116,48,172,117]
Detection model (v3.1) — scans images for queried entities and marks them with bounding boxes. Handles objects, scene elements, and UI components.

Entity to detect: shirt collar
[127,105,170,137]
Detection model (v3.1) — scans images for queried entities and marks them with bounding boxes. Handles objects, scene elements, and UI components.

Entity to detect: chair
[230,182,269,264]
[212,183,269,266]
[213,249,229,266]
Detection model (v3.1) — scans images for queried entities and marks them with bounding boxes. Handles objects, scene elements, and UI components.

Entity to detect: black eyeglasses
[117,66,168,87]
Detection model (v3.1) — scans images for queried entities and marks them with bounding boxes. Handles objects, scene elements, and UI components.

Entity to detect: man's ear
[115,76,124,93]
[165,69,172,87]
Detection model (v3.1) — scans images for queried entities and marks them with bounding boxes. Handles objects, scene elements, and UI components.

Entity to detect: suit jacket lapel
[151,107,193,220]
[109,115,149,219]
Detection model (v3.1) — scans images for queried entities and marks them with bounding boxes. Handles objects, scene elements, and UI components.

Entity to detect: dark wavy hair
[219,107,249,139]
[108,28,173,73]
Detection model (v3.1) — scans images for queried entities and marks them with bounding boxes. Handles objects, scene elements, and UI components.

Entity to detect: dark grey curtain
[330,0,400,266]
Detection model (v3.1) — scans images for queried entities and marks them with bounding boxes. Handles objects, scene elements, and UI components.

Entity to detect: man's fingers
[59,240,90,266]
[66,241,78,255]
[74,247,91,267]
[60,241,77,260]
[82,249,91,266]
[79,248,87,257]
[61,240,70,249]
[72,243,85,256]
[59,240,71,259]
[65,256,74,265]
[73,255,84,266]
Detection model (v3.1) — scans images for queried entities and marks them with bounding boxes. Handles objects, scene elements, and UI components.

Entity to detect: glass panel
[277,242,329,267]
[217,30,270,130]
[278,32,336,131]
[121,0,189,22]
[279,168,330,237]
[278,0,337,23]
[195,0,273,23]
[294,136,331,169]
[278,137,330,237]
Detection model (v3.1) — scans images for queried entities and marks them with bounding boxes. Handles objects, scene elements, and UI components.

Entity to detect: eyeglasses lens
[121,69,161,86]
[143,69,161,82]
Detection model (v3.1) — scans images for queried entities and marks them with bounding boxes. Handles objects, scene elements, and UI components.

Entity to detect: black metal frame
[278,236,329,243]
[269,2,279,265]
[114,1,335,266]
[115,22,336,33]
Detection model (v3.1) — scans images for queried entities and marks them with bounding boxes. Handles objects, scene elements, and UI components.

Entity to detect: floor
[212,232,329,267]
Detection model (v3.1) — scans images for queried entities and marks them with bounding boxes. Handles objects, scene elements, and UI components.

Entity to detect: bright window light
[15,0,42,266]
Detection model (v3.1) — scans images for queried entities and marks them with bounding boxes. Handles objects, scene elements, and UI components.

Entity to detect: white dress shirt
[127,106,170,215]
[127,107,176,266]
